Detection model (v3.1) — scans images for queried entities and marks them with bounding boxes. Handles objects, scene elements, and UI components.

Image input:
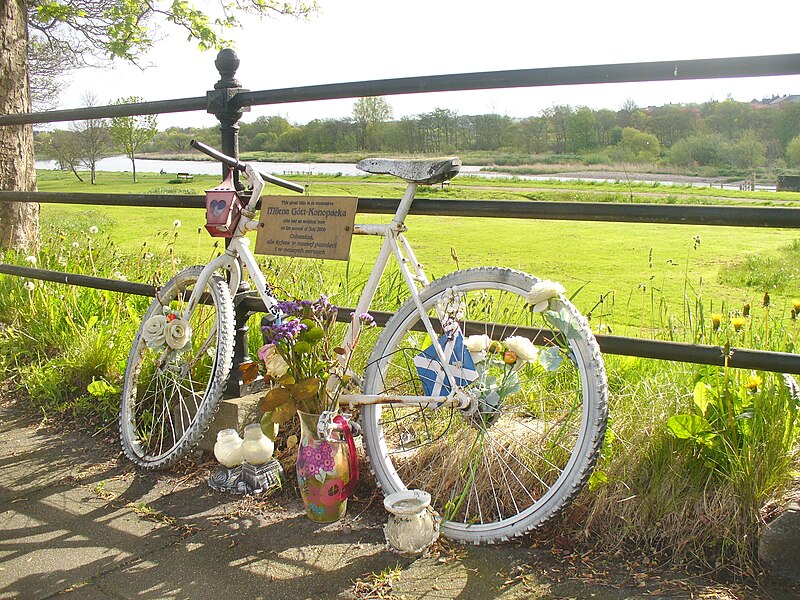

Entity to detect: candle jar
[241,423,274,465]
[384,490,439,555]
[213,428,244,467]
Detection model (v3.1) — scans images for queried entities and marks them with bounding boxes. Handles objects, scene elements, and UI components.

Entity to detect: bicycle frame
[179,166,470,411]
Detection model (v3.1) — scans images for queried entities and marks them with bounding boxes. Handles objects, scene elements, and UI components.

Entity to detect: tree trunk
[131,156,137,183]
[0,0,39,251]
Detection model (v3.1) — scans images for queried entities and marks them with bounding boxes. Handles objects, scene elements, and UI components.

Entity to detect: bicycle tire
[362,267,607,544]
[120,265,235,470]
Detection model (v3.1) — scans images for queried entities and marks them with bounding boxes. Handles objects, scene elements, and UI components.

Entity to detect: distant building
[750,94,800,108]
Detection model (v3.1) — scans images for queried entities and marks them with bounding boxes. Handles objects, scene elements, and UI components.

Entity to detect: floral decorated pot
[296,411,358,523]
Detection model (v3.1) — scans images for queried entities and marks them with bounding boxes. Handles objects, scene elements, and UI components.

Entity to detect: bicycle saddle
[356,157,461,185]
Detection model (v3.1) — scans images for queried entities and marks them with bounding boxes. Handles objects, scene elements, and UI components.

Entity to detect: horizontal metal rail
[2,192,800,228]
[2,263,798,374]
[2,53,798,126]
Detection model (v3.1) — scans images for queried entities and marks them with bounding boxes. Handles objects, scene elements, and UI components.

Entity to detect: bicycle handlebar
[190,139,305,194]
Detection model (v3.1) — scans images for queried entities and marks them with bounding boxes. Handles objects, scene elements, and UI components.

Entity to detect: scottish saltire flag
[413,332,478,397]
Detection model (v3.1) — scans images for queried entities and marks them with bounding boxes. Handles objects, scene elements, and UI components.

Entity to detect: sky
[55,0,800,129]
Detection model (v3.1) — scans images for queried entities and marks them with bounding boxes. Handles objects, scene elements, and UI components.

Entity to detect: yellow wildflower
[732,316,747,332]
[746,373,763,392]
[793,299,800,313]
[711,314,723,331]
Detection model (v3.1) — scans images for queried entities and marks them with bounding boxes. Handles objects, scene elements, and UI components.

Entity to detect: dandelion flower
[89,226,99,234]
[24,255,36,265]
[72,242,79,248]
[746,373,763,392]
[23,281,35,291]
[173,220,182,228]
[732,316,747,332]
[711,313,723,331]
[793,299,800,313]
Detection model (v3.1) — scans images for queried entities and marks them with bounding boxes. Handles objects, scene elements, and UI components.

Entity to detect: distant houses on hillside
[751,94,800,108]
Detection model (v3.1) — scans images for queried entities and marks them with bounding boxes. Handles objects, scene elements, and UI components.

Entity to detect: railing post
[208,49,254,398]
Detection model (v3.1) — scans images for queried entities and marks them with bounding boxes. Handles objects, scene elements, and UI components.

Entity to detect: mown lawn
[36,168,800,335]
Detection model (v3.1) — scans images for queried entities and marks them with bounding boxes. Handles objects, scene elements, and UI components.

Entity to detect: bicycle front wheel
[120,266,235,469]
[362,267,607,544]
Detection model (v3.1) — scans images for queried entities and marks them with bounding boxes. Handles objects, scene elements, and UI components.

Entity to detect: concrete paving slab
[0,483,185,599]
[88,512,393,599]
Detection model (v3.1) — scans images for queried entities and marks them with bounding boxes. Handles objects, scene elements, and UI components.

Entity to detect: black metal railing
[2,50,800,383]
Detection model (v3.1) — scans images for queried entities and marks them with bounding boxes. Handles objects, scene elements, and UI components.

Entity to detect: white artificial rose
[257,344,289,378]
[527,279,566,312]
[464,334,492,363]
[464,334,491,352]
[142,315,167,348]
[503,336,539,364]
[165,318,192,350]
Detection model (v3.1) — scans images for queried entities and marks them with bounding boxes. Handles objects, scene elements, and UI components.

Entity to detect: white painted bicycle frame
[179,164,470,410]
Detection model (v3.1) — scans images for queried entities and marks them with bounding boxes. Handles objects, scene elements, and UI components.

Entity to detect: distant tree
[611,127,660,163]
[646,105,699,148]
[47,130,84,182]
[352,97,393,150]
[109,96,158,182]
[669,133,727,167]
[726,130,766,170]
[594,109,619,147]
[785,135,800,167]
[704,99,755,139]
[566,108,598,153]
[517,116,549,153]
[277,127,307,152]
[471,113,515,151]
[71,93,111,184]
[542,105,572,153]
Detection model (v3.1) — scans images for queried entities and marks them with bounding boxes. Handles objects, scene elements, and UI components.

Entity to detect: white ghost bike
[119,140,608,544]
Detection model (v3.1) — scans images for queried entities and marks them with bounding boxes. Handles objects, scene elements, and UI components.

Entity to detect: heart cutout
[210,199,227,217]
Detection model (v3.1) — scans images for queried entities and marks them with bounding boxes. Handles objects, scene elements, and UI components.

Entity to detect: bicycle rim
[120,266,235,469]
[362,267,607,543]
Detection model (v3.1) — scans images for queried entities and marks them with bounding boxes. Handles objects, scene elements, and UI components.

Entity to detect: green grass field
[35,168,800,337]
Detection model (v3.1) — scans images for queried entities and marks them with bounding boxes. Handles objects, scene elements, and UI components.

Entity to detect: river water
[35,156,771,191]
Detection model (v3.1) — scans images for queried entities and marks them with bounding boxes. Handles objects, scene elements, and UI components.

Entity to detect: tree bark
[0,0,38,251]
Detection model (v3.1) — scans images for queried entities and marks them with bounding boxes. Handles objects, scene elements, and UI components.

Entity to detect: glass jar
[213,428,244,467]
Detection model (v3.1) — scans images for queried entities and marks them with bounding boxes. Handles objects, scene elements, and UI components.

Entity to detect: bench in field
[176,172,193,182]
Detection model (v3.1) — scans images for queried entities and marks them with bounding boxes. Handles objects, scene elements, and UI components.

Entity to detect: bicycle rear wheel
[120,266,235,469]
[362,267,607,544]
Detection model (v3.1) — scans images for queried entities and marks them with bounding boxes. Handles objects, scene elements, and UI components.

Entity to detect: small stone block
[759,502,800,583]
[198,392,262,451]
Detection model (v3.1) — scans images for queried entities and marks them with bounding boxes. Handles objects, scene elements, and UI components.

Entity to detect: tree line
[147,96,800,170]
[35,95,800,181]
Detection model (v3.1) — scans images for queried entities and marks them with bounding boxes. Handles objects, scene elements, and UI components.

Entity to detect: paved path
[0,397,789,599]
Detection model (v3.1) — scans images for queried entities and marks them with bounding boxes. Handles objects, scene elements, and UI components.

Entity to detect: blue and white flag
[413,332,478,397]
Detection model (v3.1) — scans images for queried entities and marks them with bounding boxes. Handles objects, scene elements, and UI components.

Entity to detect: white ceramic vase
[384,489,439,555]
[241,423,274,465]
[214,429,244,467]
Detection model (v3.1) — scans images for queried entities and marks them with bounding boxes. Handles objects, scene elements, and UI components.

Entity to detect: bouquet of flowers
[257,295,374,426]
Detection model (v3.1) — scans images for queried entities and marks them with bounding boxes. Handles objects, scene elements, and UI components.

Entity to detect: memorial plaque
[255,195,358,261]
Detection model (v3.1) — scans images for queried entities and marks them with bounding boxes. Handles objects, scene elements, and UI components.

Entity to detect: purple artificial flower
[357,312,375,326]
[261,318,307,344]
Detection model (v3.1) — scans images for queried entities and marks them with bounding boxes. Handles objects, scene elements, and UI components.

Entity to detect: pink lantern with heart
[204,169,244,238]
